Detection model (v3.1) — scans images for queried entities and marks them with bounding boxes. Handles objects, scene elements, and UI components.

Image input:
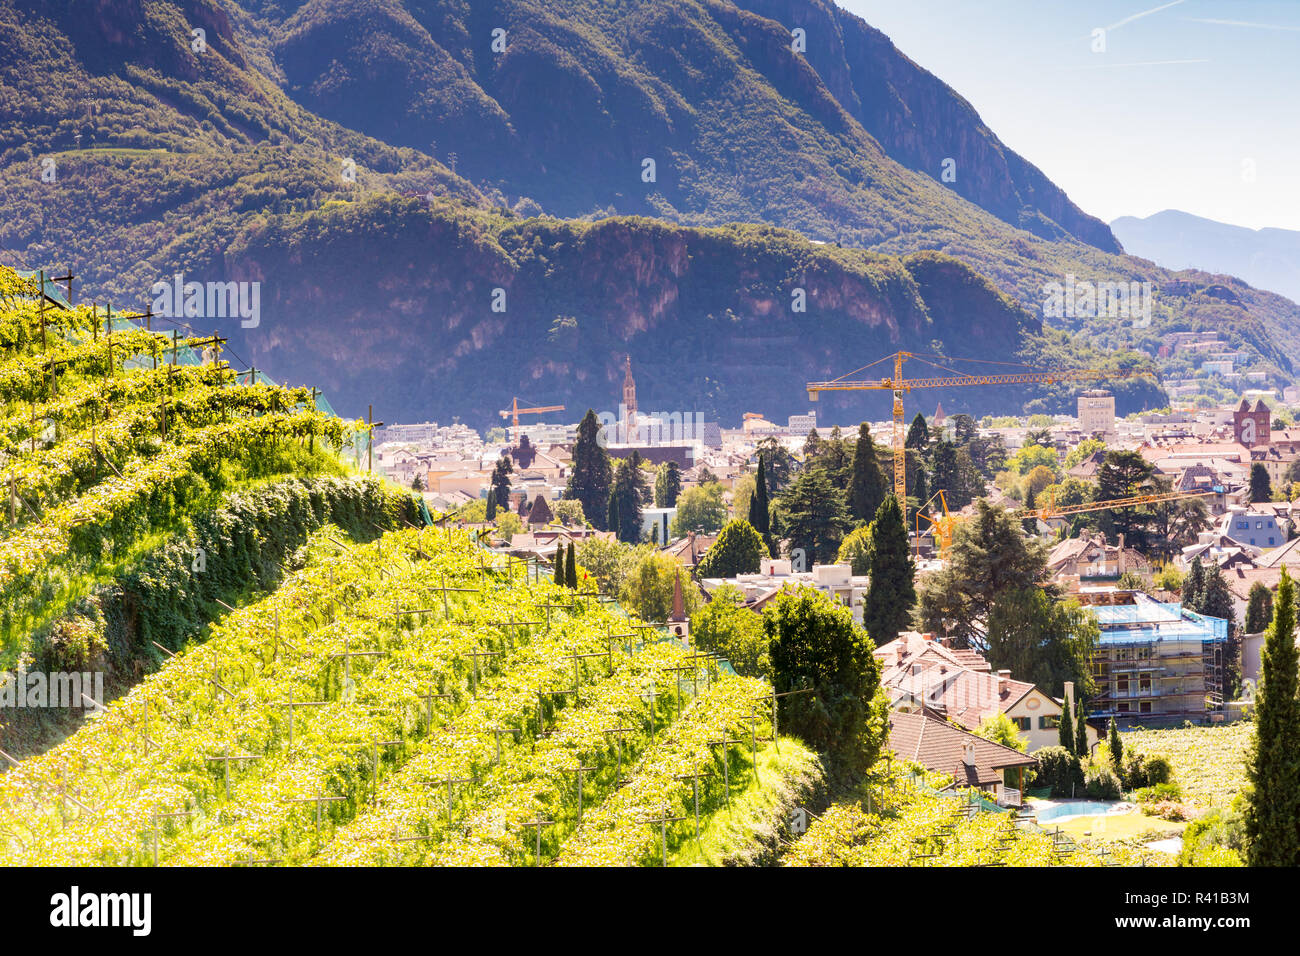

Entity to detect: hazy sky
[840,0,1300,232]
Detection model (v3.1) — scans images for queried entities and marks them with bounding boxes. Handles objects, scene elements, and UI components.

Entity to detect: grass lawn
[1123,723,1253,808]
[1051,811,1184,843]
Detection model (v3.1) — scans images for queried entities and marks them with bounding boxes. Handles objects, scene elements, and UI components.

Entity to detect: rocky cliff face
[221,197,1070,425]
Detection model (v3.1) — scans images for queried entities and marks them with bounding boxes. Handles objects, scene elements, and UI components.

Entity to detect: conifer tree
[749,455,771,549]
[1108,717,1123,770]
[553,548,564,586]
[566,409,612,530]
[566,542,578,589]
[1075,697,1088,758]
[863,496,916,646]
[905,412,929,450]
[1246,582,1274,634]
[849,422,886,524]
[1182,556,1206,610]
[1059,699,1075,754]
[1246,567,1300,866]
[607,493,621,542]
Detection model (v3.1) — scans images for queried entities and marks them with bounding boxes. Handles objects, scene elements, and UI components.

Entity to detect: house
[1218,507,1290,550]
[1046,533,1151,587]
[888,710,1038,806]
[874,633,1087,752]
[697,562,870,623]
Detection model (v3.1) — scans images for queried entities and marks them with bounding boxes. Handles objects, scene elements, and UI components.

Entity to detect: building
[888,711,1037,805]
[1219,507,1290,550]
[875,633,1093,753]
[1046,533,1151,588]
[1080,589,1228,724]
[697,563,870,623]
[1077,390,1115,437]
[621,354,638,433]
[787,411,817,435]
[1233,399,1271,447]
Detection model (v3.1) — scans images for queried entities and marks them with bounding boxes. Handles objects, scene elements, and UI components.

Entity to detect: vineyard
[0,266,371,673]
[0,264,809,867]
[0,525,791,866]
[783,767,1158,867]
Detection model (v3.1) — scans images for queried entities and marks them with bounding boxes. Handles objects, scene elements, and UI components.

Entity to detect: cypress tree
[1245,582,1274,634]
[608,493,621,542]
[863,496,916,646]
[565,542,578,589]
[849,422,886,523]
[905,412,929,450]
[1075,698,1088,758]
[1246,566,1300,866]
[485,487,497,520]
[566,409,612,530]
[1108,717,1123,770]
[1059,699,1075,754]
[553,547,564,586]
[1183,556,1206,611]
[749,455,771,549]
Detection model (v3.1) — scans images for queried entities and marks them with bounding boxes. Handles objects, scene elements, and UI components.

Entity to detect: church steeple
[622,354,638,434]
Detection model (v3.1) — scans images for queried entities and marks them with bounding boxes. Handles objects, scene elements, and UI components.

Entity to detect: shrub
[1143,755,1173,786]
[1034,746,1084,798]
[1135,782,1182,804]
[1085,764,1122,800]
[1141,801,1187,822]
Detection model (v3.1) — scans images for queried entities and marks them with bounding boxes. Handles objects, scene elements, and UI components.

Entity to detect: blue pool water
[1035,801,1126,821]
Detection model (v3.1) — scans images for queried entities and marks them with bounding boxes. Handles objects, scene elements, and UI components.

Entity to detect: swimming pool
[1035,801,1129,821]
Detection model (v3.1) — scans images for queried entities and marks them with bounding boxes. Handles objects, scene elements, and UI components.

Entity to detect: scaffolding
[1088,599,1227,724]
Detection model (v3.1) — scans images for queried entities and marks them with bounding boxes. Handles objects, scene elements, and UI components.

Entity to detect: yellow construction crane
[806,351,1156,503]
[917,488,1215,559]
[499,398,565,444]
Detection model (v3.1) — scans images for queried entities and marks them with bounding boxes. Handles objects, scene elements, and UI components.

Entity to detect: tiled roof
[889,711,1036,788]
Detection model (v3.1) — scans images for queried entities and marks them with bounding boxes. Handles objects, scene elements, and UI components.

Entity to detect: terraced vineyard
[0,526,778,866]
[0,266,378,674]
[783,768,1156,867]
[0,265,801,867]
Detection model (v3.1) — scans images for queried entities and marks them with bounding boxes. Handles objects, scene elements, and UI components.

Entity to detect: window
[1039,715,1060,730]
[1139,701,1152,714]
[1012,717,1031,732]
[1119,702,1132,713]
[1117,674,1130,695]
[1139,674,1151,692]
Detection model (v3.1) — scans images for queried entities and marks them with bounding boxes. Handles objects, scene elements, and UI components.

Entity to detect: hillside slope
[0,0,1294,422]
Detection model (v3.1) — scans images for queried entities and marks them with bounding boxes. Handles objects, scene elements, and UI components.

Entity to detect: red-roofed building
[889,711,1037,804]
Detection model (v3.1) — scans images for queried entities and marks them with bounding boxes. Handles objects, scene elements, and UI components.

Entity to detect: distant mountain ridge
[1112,210,1300,305]
[1,0,1298,423]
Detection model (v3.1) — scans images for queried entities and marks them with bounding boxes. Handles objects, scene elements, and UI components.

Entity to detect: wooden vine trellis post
[283,786,348,841]
[558,760,597,825]
[517,817,555,867]
[205,746,261,801]
[276,690,330,751]
[638,806,689,868]
[753,687,817,753]
[709,735,747,810]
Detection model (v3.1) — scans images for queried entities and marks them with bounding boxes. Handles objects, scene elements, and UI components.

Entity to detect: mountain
[1112,210,1300,305]
[1,0,1296,423]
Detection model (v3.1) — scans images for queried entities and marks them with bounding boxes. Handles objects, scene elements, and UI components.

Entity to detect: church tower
[622,354,638,437]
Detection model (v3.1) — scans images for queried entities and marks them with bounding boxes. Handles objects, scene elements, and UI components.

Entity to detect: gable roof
[888,711,1036,788]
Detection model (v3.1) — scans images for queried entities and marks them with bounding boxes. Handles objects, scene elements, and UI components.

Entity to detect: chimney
[1063,680,1075,713]
[997,669,1011,692]
[688,530,696,564]
[962,741,976,767]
